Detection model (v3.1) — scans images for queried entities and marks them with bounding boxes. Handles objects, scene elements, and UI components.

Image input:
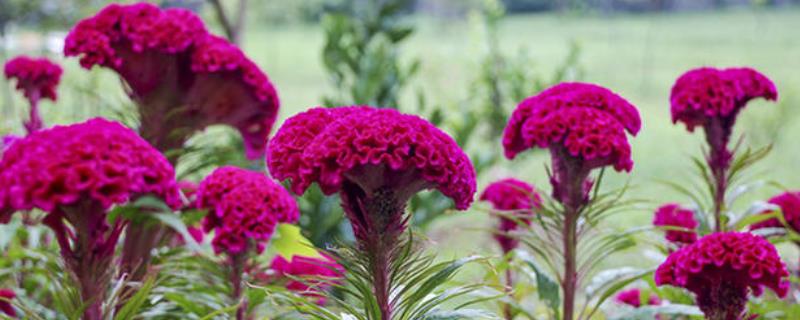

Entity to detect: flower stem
[503,268,514,320]
[705,119,733,232]
[230,253,247,320]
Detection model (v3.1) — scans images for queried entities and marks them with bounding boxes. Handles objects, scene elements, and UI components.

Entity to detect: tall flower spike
[480,178,541,253]
[3,56,62,133]
[64,2,279,160]
[653,203,698,245]
[670,67,776,233]
[267,106,476,319]
[0,118,180,320]
[502,82,640,320]
[269,254,344,305]
[751,191,800,234]
[655,232,789,320]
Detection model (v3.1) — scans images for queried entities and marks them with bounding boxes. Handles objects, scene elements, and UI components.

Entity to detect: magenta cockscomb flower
[197,166,299,255]
[615,288,660,308]
[480,178,541,253]
[64,2,279,159]
[3,56,62,133]
[197,166,298,319]
[267,106,476,318]
[0,118,180,319]
[653,204,698,245]
[751,191,800,234]
[0,289,15,318]
[656,232,789,320]
[503,82,640,320]
[270,254,344,305]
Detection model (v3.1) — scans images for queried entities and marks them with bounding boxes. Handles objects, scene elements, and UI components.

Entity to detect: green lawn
[2,7,799,263]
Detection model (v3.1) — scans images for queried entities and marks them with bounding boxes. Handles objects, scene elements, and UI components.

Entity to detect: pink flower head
[197,166,299,255]
[270,254,344,305]
[0,289,15,317]
[0,118,181,222]
[64,3,279,159]
[267,106,476,210]
[3,56,62,103]
[670,67,777,132]
[653,204,698,245]
[480,178,541,253]
[615,288,661,308]
[655,232,789,319]
[503,82,640,173]
[751,191,800,233]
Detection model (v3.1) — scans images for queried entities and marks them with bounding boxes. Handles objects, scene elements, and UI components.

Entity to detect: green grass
[2,7,800,267]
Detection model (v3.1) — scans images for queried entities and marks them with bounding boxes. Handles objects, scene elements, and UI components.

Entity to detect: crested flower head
[655,232,789,319]
[614,288,660,308]
[0,288,15,317]
[64,2,279,159]
[269,254,344,305]
[751,191,800,233]
[0,118,180,222]
[480,178,541,253]
[268,106,476,210]
[4,56,62,103]
[197,166,299,255]
[671,67,777,132]
[503,82,640,172]
[653,203,698,245]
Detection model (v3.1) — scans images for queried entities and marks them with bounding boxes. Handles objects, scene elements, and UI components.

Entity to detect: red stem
[230,253,247,320]
[503,268,514,320]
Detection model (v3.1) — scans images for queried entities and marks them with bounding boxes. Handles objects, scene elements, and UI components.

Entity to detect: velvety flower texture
[653,203,698,245]
[0,118,181,221]
[670,67,777,132]
[197,166,299,255]
[480,178,541,253]
[64,2,279,159]
[655,232,789,319]
[751,191,800,233]
[3,56,62,103]
[615,288,660,308]
[503,82,641,172]
[0,289,15,317]
[270,254,344,305]
[267,106,476,210]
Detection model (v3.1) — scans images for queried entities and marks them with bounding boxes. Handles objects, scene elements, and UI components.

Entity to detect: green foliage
[265,233,497,320]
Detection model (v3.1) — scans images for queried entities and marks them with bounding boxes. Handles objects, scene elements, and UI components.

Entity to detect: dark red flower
[751,191,800,233]
[267,106,476,211]
[197,166,298,255]
[0,289,15,317]
[64,2,279,159]
[0,118,180,319]
[655,232,789,320]
[503,82,641,172]
[3,56,62,103]
[270,254,344,305]
[653,204,698,245]
[480,178,541,253]
[671,67,777,133]
[615,288,660,308]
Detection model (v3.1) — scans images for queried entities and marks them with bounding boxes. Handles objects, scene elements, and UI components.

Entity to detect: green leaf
[153,212,201,251]
[422,309,501,319]
[610,304,703,320]
[516,251,560,315]
[114,276,157,320]
[270,224,322,259]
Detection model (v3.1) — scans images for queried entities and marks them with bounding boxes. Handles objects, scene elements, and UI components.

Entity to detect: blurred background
[1,0,799,262]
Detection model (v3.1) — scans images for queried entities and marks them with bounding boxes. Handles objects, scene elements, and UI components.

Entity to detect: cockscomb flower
[615,288,660,308]
[0,118,180,319]
[3,56,62,133]
[480,178,541,253]
[655,232,789,320]
[653,204,698,245]
[269,254,344,305]
[0,289,15,318]
[750,191,800,233]
[197,166,299,255]
[64,2,279,159]
[267,106,476,319]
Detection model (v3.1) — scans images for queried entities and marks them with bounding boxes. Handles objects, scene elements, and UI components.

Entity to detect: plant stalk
[230,253,247,320]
